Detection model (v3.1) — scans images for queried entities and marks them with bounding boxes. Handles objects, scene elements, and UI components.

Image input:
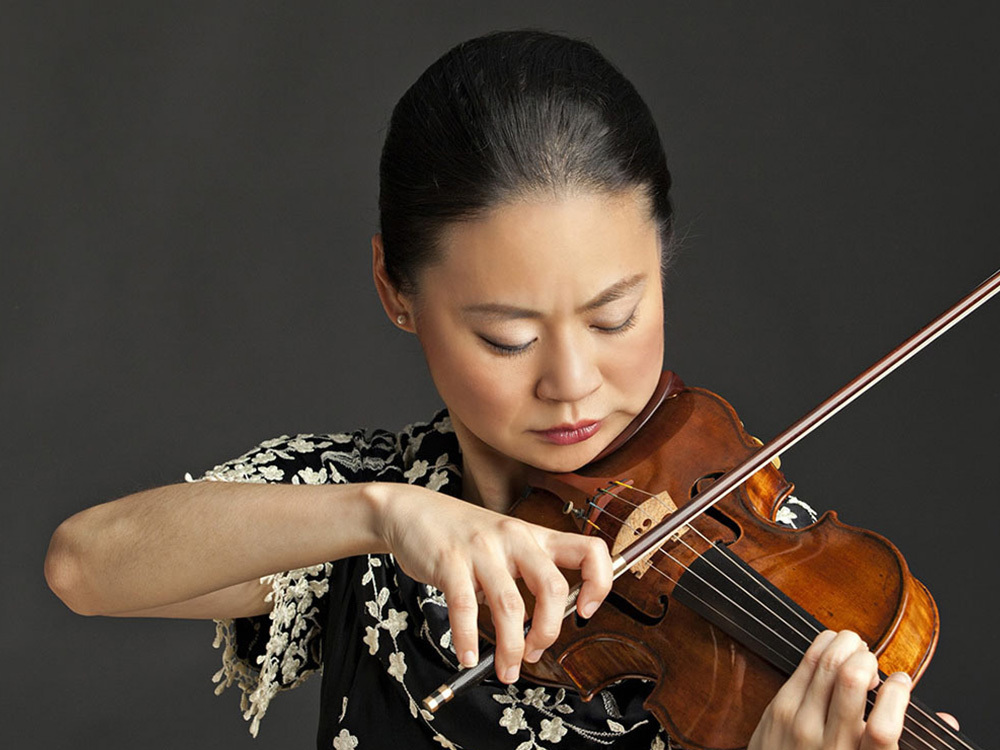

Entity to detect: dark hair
[378,30,673,294]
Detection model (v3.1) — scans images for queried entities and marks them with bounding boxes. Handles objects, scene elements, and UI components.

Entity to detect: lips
[532,420,602,446]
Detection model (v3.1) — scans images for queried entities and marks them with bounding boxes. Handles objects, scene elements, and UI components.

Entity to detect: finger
[515,547,569,662]
[748,630,838,749]
[785,630,863,747]
[779,629,839,706]
[860,671,911,750]
[543,532,612,618]
[824,648,879,748]
[798,630,868,728]
[439,565,481,669]
[474,556,527,683]
[936,712,959,731]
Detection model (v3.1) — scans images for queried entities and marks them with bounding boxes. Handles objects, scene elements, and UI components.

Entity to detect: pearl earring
[396,313,408,326]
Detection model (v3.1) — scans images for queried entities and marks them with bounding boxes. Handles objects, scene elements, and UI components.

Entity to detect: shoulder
[188,409,458,487]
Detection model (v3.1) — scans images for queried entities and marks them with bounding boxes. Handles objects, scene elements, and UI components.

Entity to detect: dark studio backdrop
[3,2,998,748]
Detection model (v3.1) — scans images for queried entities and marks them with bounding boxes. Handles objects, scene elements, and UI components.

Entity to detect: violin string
[609,483,822,646]
[609,490,966,747]
[612,482,823,646]
[586,493,642,537]
[635,546,956,750]
[608,481,964,744]
[592,488,814,656]
[603,483,963,750]
[595,538,960,750]
[578,486,967,750]
[580,520,802,676]
[582,519,960,750]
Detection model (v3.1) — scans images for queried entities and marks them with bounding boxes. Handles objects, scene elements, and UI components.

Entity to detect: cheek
[606,306,665,394]
[419,328,526,426]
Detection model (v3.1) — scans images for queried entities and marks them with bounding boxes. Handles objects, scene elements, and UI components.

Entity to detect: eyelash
[480,311,639,357]
[594,311,639,335]
[481,337,534,356]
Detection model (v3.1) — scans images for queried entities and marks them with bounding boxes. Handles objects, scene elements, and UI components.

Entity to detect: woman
[44,30,919,749]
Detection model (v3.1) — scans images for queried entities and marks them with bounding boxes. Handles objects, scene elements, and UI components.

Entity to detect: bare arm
[44,480,388,618]
[45,479,612,683]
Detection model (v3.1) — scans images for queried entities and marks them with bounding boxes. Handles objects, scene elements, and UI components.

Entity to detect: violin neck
[672,542,981,750]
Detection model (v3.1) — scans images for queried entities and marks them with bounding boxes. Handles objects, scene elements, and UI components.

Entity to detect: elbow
[44,518,102,616]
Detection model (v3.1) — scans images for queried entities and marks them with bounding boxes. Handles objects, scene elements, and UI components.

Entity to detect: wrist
[359,482,395,555]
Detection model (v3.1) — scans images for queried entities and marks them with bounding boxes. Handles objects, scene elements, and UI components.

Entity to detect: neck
[450,416,527,514]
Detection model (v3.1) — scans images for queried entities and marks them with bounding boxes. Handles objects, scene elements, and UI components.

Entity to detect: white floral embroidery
[286,437,318,453]
[413,582,455,661]
[210,563,332,737]
[332,728,359,749]
[403,459,429,483]
[426,470,449,492]
[381,608,408,638]
[258,435,290,449]
[258,464,285,481]
[492,685,650,746]
[500,707,528,735]
[774,505,796,526]
[387,651,407,681]
[540,716,568,742]
[195,420,467,744]
[522,687,548,709]
[780,495,818,525]
[296,466,328,485]
[358,553,460,744]
[327,463,347,483]
[362,626,379,656]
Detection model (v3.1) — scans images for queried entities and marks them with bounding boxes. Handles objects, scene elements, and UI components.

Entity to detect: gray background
[4,2,998,747]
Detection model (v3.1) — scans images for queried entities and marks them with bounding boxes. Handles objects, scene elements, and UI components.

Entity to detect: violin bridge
[610,490,680,579]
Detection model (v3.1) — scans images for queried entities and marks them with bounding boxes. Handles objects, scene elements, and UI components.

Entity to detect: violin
[425,270,999,750]
[503,373,961,749]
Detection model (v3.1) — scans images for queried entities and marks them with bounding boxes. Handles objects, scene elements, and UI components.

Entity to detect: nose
[534,330,602,404]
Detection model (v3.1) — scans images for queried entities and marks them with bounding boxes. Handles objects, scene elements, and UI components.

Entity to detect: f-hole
[691,471,742,542]
[584,590,668,628]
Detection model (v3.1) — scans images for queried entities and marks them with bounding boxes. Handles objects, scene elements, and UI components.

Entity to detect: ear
[372,233,415,331]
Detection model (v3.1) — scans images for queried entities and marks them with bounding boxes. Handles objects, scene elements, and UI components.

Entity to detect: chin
[521,441,608,475]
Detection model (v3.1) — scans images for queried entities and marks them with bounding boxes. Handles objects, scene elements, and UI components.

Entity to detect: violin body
[480,372,941,750]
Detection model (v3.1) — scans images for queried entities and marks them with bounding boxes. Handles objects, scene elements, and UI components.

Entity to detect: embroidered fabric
[188,412,818,748]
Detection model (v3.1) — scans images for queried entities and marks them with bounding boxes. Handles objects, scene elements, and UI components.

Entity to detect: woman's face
[408,189,665,474]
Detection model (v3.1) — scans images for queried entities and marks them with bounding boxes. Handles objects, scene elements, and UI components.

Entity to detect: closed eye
[479,335,535,356]
[592,310,638,334]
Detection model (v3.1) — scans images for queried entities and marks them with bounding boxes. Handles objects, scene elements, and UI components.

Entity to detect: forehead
[422,190,660,305]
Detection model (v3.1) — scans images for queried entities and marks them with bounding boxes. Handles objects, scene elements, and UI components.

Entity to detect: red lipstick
[533,420,601,446]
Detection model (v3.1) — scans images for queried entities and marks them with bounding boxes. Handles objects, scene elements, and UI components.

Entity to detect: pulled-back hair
[378,29,674,293]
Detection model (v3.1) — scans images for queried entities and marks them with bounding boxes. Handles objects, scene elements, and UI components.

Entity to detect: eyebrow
[461,273,647,320]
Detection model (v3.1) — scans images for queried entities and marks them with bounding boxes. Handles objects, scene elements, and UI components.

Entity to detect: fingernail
[525,649,543,663]
[503,666,519,683]
[580,601,598,618]
[888,671,912,686]
[461,650,478,668]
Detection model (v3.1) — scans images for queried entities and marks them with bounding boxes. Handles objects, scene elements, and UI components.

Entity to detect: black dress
[192,411,817,749]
